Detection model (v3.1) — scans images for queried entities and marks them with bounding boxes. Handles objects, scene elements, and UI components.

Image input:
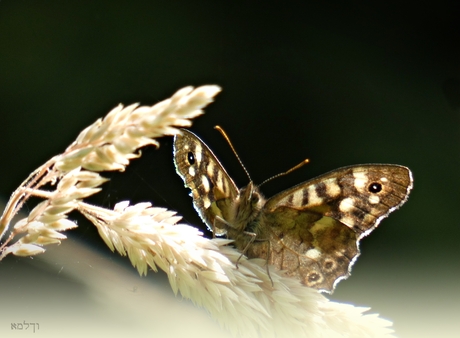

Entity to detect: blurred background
[0,1,459,337]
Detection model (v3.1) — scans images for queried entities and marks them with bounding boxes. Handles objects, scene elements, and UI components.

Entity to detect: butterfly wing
[173,129,239,235]
[255,164,412,292]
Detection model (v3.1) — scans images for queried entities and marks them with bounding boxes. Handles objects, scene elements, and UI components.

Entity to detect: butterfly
[173,129,413,293]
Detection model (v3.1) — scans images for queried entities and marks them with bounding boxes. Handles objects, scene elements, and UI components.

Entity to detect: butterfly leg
[262,239,273,286]
[214,218,274,285]
[235,231,257,268]
[242,234,274,286]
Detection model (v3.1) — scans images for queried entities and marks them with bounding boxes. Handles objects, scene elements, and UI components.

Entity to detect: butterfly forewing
[265,164,412,236]
[173,130,239,235]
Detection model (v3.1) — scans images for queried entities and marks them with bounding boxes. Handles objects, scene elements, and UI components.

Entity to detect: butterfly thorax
[226,182,265,234]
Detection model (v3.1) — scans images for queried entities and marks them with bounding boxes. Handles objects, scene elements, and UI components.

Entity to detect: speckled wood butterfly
[173,129,413,293]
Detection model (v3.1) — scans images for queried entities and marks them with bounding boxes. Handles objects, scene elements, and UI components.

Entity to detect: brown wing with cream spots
[258,164,413,292]
[245,207,359,292]
[173,129,239,235]
[265,164,413,237]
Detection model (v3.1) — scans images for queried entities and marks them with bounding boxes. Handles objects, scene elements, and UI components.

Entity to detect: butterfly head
[240,182,264,208]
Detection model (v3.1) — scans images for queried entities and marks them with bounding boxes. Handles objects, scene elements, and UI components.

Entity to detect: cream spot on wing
[364,214,375,224]
[194,143,202,163]
[368,194,380,204]
[202,195,211,209]
[339,198,355,212]
[370,208,381,218]
[292,189,304,206]
[307,185,323,206]
[353,171,368,191]
[202,175,210,193]
[216,169,224,193]
[207,162,215,177]
[306,248,321,260]
[340,215,355,227]
[325,178,341,197]
[188,166,195,177]
[278,196,289,205]
[222,178,229,195]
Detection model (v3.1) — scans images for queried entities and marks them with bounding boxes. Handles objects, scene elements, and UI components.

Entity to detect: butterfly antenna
[259,159,310,187]
[214,125,252,182]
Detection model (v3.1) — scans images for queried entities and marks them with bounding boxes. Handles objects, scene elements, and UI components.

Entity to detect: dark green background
[1,2,459,337]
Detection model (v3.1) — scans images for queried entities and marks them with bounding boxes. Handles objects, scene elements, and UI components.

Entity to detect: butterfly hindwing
[247,208,358,292]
